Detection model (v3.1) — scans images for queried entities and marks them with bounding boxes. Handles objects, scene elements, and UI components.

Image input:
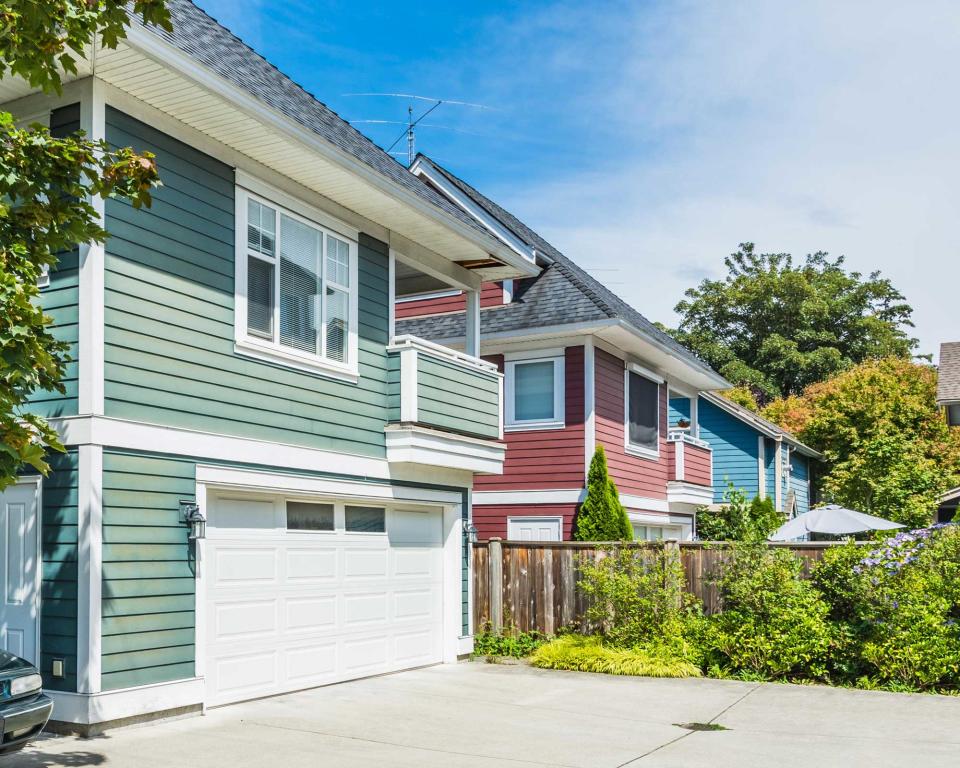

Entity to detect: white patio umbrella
[768,504,904,541]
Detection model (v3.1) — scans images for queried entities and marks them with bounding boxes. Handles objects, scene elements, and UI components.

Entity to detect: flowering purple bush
[853,524,952,576]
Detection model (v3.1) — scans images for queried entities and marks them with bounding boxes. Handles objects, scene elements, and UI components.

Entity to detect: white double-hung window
[504,353,565,430]
[236,185,358,379]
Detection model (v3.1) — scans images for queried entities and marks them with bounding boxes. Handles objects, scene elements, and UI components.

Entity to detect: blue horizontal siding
[698,398,760,502]
[790,451,811,514]
[668,397,690,427]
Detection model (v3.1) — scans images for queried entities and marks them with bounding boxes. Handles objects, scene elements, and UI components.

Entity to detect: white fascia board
[471,489,670,513]
[666,481,714,508]
[411,157,537,263]
[122,26,537,278]
[425,319,619,355]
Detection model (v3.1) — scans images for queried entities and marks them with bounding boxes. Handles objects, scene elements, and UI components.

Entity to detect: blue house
[668,392,821,517]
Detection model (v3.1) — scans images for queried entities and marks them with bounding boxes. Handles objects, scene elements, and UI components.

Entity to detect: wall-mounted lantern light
[464,521,479,545]
[180,500,206,540]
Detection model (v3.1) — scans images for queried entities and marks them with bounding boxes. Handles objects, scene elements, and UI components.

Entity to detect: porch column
[465,288,481,358]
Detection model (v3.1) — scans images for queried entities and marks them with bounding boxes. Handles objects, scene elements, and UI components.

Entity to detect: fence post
[488,538,503,634]
[664,539,682,610]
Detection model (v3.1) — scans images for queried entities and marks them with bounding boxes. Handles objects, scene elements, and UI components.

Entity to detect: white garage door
[204,494,444,707]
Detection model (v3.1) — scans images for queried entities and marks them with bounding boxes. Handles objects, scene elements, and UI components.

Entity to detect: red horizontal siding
[395,281,504,319]
[475,346,586,491]
[683,442,713,487]
[667,441,678,481]
[594,348,668,499]
[472,503,578,541]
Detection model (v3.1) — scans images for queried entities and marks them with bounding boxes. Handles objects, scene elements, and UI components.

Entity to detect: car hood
[0,650,34,676]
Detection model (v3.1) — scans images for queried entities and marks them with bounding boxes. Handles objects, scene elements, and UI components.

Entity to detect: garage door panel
[206,496,446,707]
[285,595,336,632]
[214,547,278,585]
[286,547,337,581]
[285,642,337,684]
[213,598,277,640]
[343,548,388,578]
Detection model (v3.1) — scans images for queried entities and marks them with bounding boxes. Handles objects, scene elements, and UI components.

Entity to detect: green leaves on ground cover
[530,635,702,678]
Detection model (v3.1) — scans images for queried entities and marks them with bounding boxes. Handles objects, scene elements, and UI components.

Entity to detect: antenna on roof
[342,93,495,166]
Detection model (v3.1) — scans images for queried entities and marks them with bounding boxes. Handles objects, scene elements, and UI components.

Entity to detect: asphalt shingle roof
[143,1,501,247]
[398,155,720,380]
[938,342,960,403]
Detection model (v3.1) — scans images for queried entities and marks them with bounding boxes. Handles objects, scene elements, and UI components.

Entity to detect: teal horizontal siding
[102,107,392,458]
[698,398,760,502]
[790,451,810,514]
[100,450,196,692]
[40,449,79,692]
[414,354,500,439]
[668,397,691,427]
[27,104,80,418]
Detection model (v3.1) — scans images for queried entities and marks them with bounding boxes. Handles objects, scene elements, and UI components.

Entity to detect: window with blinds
[238,191,356,373]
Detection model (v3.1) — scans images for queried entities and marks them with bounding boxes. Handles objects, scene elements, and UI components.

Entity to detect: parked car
[0,651,53,754]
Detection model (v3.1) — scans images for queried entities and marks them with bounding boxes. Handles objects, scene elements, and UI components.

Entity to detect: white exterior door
[507,516,562,542]
[1,482,40,664]
[203,493,445,707]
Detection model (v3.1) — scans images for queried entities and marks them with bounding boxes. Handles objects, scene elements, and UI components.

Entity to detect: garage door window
[286,501,334,531]
[345,505,386,533]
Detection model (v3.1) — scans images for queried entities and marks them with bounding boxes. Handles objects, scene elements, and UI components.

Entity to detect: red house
[396,155,729,541]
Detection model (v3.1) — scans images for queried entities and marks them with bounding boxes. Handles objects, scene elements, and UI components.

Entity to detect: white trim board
[76,445,103,695]
[50,415,474,488]
[472,489,670,513]
[47,677,203,726]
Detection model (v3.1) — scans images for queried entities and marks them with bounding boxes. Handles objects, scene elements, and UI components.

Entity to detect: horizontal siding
[595,349,668,499]
[102,106,391,458]
[790,451,810,514]
[395,281,504,319]
[475,347,585,491]
[683,442,713,487]
[39,449,79,692]
[27,104,80,418]
[100,451,196,691]
[698,398,760,502]
[668,397,690,427]
[415,353,500,439]
[473,503,578,541]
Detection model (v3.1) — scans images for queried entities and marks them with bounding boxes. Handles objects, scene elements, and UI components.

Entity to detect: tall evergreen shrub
[575,445,633,541]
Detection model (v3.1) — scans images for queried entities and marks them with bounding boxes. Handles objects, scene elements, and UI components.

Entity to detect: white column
[76,444,103,695]
[583,337,596,480]
[399,346,419,423]
[465,289,480,358]
[441,501,464,663]
[78,77,106,416]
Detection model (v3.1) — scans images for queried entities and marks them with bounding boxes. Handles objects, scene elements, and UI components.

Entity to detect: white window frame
[234,185,360,382]
[504,355,565,431]
[624,362,663,459]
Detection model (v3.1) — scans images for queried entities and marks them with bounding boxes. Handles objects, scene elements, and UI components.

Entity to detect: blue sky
[197,0,958,360]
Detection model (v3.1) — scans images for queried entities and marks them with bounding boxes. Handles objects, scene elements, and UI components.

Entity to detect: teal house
[668,392,821,517]
[0,1,541,731]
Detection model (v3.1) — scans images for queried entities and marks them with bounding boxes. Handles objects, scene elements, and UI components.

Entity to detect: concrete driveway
[15,662,960,767]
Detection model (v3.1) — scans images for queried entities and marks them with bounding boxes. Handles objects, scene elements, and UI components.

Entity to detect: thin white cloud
[484,0,960,360]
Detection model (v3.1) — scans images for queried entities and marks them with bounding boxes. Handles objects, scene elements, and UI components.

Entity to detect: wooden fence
[472,539,844,635]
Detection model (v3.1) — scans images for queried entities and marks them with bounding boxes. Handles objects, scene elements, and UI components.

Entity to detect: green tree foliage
[668,243,917,403]
[763,358,960,528]
[695,487,781,542]
[575,445,633,541]
[0,1,169,486]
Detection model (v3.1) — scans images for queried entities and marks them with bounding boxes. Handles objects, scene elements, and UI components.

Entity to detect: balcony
[666,430,714,509]
[385,335,505,474]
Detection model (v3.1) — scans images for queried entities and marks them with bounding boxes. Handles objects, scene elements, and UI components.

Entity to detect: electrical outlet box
[52,659,65,678]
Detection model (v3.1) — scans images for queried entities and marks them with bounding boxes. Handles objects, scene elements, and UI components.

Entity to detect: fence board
[472,540,847,635]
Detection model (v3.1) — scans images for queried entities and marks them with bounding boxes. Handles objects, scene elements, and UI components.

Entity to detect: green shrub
[530,635,702,678]
[473,626,546,658]
[695,486,782,542]
[575,445,633,541]
[705,543,832,679]
[578,546,698,652]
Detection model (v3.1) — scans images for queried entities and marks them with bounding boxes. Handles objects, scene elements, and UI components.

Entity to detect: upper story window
[504,354,565,430]
[625,364,662,458]
[948,403,960,427]
[235,187,358,380]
